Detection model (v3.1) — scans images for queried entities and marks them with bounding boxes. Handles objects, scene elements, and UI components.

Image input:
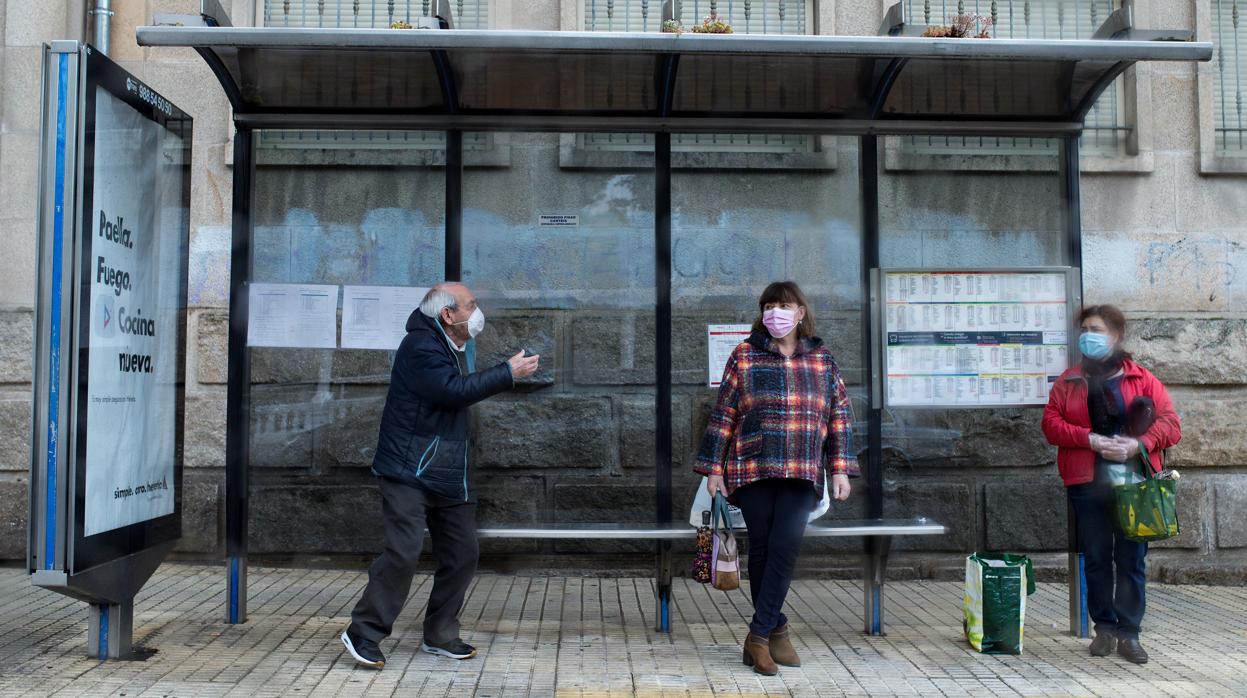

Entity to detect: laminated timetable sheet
[882,270,1072,407]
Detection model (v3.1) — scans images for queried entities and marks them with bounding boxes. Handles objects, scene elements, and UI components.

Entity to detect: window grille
[263,0,487,29]
[898,0,1130,158]
[259,0,490,153]
[1214,0,1247,154]
[582,0,815,156]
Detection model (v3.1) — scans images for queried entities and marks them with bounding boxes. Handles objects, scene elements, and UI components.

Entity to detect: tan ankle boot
[742,633,778,675]
[768,624,801,667]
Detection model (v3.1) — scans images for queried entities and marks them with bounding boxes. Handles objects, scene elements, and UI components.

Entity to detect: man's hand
[831,474,851,501]
[706,474,726,497]
[508,350,540,379]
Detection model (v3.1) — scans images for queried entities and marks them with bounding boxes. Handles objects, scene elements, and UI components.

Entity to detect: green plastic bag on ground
[1114,447,1179,543]
[963,553,1036,655]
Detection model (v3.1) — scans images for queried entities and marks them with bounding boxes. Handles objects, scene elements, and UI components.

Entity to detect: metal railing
[899,0,1128,158]
[258,129,491,151]
[1215,0,1246,154]
[584,0,807,33]
[263,0,487,29]
[582,0,814,155]
[259,1,488,153]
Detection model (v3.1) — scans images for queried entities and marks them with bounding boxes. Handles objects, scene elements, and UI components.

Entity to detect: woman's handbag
[710,493,741,591]
[1113,446,1179,543]
[691,512,713,584]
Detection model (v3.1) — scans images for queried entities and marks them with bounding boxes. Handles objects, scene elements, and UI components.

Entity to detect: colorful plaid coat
[695,331,860,494]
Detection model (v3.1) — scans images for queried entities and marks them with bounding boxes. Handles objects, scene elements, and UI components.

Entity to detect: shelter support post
[225,125,254,624]
[1059,134,1090,638]
[446,130,462,281]
[87,600,133,660]
[654,131,673,633]
[859,135,887,635]
[863,536,892,635]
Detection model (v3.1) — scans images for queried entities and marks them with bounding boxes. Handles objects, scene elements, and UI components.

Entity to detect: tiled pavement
[0,564,1244,696]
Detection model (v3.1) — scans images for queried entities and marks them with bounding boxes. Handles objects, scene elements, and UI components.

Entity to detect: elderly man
[341,282,539,668]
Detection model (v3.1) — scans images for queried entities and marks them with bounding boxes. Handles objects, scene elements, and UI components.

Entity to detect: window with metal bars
[584,0,806,33]
[1213,0,1247,154]
[897,0,1131,159]
[580,0,816,156]
[258,0,490,155]
[263,0,488,29]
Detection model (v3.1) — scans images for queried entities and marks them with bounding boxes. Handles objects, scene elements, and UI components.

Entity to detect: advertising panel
[71,47,191,570]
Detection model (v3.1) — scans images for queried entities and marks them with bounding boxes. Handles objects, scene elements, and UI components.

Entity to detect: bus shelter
[137,3,1210,638]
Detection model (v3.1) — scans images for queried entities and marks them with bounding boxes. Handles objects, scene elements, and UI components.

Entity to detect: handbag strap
[712,493,733,533]
[1137,441,1156,480]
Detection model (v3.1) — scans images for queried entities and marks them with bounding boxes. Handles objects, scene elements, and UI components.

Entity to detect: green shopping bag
[963,553,1035,655]
[1114,447,1179,543]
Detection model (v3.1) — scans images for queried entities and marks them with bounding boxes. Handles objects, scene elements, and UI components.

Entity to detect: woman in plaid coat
[695,281,860,676]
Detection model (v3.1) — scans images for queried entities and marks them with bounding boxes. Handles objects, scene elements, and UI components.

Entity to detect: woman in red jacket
[1042,305,1181,665]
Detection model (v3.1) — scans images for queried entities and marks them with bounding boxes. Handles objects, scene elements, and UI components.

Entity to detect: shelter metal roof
[136,26,1212,136]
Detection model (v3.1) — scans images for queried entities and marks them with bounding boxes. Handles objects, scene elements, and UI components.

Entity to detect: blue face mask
[1079,331,1114,360]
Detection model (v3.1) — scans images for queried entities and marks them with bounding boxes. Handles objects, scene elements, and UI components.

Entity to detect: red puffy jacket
[1042,358,1182,487]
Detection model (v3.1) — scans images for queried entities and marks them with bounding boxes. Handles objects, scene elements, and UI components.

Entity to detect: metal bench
[476,518,945,635]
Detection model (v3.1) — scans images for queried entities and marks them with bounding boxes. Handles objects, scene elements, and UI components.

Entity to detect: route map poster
[881,270,1073,408]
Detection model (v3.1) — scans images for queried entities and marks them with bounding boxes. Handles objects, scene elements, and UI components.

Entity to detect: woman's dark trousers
[1068,480,1148,638]
[733,478,817,637]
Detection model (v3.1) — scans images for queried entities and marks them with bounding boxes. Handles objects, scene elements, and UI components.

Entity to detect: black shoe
[1089,632,1116,657]
[1117,637,1149,664]
[341,629,386,669]
[421,638,477,660]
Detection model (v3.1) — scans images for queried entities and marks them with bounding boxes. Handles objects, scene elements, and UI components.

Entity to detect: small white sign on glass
[707,324,752,388]
[341,285,431,351]
[246,283,339,349]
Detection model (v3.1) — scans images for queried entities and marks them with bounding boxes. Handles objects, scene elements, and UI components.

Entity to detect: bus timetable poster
[881,270,1073,408]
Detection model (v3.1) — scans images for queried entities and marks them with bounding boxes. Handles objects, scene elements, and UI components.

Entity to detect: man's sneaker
[421,638,477,660]
[341,629,386,669]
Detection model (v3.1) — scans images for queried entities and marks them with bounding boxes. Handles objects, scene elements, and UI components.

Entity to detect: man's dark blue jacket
[371,309,513,501]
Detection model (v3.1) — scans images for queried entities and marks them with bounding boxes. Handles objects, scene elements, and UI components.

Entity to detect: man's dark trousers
[349,476,478,646]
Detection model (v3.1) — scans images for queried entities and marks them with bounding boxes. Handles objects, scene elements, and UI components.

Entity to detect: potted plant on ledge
[690,13,734,33]
[663,13,735,34]
[921,13,993,38]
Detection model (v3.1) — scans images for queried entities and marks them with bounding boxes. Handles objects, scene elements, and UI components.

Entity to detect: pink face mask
[762,308,798,338]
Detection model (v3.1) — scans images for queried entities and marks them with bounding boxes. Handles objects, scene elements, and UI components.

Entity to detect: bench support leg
[863,535,892,636]
[656,541,673,633]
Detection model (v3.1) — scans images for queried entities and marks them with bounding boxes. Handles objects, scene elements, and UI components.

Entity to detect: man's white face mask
[450,307,485,339]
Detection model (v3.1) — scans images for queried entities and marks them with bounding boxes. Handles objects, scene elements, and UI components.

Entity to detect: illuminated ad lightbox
[56,46,191,574]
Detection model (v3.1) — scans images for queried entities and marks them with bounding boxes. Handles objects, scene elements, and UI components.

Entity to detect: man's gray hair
[419,285,458,319]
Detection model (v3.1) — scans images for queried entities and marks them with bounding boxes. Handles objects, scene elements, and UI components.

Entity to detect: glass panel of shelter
[875,138,1066,553]
[672,134,866,557]
[241,126,1067,561]
[248,132,447,556]
[460,132,657,558]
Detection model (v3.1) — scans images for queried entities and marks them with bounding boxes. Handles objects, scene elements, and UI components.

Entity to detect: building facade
[0,0,1245,578]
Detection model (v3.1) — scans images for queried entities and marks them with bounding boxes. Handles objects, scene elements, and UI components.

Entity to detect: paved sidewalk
[0,565,1244,697]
